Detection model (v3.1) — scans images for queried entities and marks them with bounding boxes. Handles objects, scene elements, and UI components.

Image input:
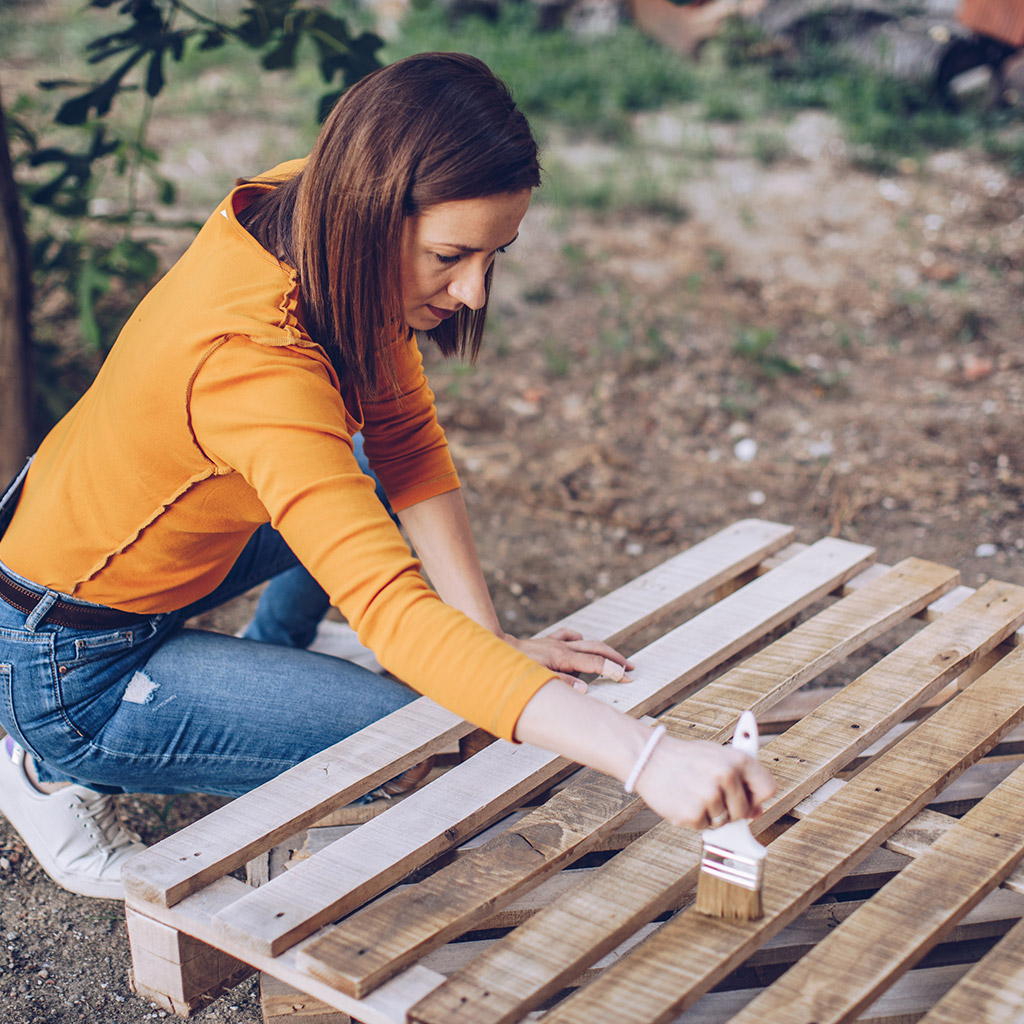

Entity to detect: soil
[1,52,1023,1024]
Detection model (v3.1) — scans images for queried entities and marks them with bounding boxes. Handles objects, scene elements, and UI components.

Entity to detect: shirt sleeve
[359,331,461,512]
[187,336,555,740]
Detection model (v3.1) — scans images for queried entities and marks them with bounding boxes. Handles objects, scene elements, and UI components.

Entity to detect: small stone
[922,261,957,283]
[733,438,758,463]
[963,354,994,381]
[975,543,998,558]
[748,490,766,507]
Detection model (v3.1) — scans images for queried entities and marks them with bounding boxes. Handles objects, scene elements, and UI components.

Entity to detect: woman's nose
[448,264,488,310]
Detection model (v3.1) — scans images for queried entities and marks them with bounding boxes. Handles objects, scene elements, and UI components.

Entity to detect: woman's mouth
[427,304,457,321]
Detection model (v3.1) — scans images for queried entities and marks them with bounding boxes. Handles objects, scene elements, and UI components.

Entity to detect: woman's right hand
[630,734,776,830]
[513,679,777,832]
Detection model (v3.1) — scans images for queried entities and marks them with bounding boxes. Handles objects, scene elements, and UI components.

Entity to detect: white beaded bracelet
[624,724,667,794]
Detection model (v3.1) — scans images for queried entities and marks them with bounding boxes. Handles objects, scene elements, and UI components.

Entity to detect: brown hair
[239,52,541,397]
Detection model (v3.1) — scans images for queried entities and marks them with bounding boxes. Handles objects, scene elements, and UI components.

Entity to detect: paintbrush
[695,710,766,921]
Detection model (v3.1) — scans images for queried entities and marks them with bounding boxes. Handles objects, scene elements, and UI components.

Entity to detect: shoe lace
[73,791,138,855]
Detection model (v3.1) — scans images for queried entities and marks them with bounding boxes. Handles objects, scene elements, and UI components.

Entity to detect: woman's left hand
[502,628,633,692]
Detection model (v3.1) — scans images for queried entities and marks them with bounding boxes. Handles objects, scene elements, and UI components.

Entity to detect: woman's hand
[631,734,777,830]
[513,681,777,832]
[502,627,633,692]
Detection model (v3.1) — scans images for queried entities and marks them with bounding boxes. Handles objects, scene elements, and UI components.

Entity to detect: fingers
[511,634,633,680]
[555,672,588,693]
[598,657,626,682]
[705,805,729,829]
[565,638,635,672]
[719,762,758,822]
[713,757,778,824]
[632,737,777,831]
[545,630,634,672]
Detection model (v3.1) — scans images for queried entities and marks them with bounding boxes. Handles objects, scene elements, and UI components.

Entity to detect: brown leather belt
[0,566,151,630]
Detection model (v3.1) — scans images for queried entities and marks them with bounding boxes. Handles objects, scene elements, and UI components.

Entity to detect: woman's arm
[398,488,631,687]
[514,680,777,829]
[396,490,776,827]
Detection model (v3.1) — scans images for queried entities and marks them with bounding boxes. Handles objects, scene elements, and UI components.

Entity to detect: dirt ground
[1,61,1023,1024]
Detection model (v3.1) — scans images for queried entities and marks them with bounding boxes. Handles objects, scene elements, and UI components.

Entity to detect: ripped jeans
[0,443,415,798]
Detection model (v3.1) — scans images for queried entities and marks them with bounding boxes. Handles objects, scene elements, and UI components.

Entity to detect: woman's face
[400,190,532,331]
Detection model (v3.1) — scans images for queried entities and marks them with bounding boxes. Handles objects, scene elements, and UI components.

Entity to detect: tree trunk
[0,85,33,481]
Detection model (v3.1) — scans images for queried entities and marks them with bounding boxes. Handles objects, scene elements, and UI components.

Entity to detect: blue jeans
[0,440,415,797]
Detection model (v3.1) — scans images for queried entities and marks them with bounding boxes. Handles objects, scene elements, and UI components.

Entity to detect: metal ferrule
[700,842,766,892]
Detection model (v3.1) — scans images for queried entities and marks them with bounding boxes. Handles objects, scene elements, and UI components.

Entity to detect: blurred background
[1,0,1022,648]
[0,3,1022,1021]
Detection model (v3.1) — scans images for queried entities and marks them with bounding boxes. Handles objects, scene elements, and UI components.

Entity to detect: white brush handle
[731,710,759,759]
[700,710,766,860]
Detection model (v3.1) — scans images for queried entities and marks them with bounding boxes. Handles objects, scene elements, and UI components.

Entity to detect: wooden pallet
[121,519,1024,1024]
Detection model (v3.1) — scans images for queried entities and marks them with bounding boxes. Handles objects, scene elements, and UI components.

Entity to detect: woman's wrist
[623,724,667,793]
[513,680,657,784]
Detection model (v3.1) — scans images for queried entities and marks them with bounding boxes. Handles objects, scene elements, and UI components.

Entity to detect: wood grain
[407,581,1024,1024]
[122,519,794,910]
[211,537,873,957]
[918,915,1024,1024]
[297,557,954,996]
[538,638,1024,1024]
[726,758,1024,1022]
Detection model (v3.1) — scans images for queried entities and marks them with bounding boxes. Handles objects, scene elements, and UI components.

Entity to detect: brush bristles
[695,869,764,921]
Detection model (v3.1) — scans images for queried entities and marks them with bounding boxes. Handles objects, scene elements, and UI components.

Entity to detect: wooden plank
[724,759,1024,1023]
[127,878,448,1024]
[122,698,472,909]
[212,537,875,957]
[918,915,1024,1023]
[125,907,255,1013]
[534,637,1024,1024]
[261,973,350,1023]
[798,760,1024,895]
[123,519,794,910]
[298,558,954,996]
[538,518,795,647]
[342,881,1024,991]
[407,581,1024,1024]
[474,844,912,931]
[747,886,1024,969]
[671,963,974,1024]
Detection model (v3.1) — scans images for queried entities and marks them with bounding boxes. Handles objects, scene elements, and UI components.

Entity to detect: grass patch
[732,326,802,380]
[540,154,688,219]
[386,4,700,141]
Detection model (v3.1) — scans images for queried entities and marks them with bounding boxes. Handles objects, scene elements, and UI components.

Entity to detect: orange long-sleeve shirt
[0,167,554,740]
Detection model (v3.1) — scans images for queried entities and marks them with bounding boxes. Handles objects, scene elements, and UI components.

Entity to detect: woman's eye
[435,253,461,265]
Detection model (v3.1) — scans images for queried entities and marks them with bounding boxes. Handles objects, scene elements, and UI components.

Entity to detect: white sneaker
[0,741,146,899]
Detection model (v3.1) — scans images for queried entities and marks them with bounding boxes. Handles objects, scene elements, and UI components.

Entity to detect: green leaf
[55,52,142,124]
[262,33,299,71]
[37,78,88,91]
[145,49,165,97]
[198,28,225,51]
[76,257,111,350]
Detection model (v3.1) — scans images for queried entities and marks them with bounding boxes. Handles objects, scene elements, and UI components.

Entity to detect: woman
[0,52,774,900]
